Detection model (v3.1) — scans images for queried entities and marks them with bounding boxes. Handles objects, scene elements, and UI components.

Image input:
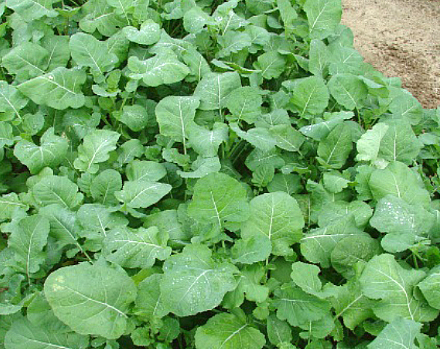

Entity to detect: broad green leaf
[155,96,200,144]
[329,281,376,331]
[90,169,122,206]
[309,39,329,77]
[117,139,143,164]
[241,192,304,256]
[126,160,167,182]
[187,172,250,227]
[194,72,242,111]
[127,49,190,87]
[245,148,285,171]
[418,265,440,310]
[368,317,422,349]
[40,35,71,71]
[291,262,322,296]
[267,314,292,346]
[328,74,368,110]
[356,123,390,163]
[2,42,48,81]
[44,262,137,339]
[330,234,381,278]
[73,130,120,173]
[5,0,57,21]
[80,0,126,36]
[188,122,228,157]
[301,216,365,268]
[230,123,277,152]
[359,254,438,322]
[0,193,29,221]
[183,6,215,34]
[32,175,83,209]
[18,68,87,110]
[317,122,353,168]
[70,33,118,80]
[115,180,172,209]
[4,317,89,349]
[0,81,28,120]
[7,215,49,279]
[267,173,302,195]
[218,31,252,57]
[195,311,265,349]
[135,274,168,320]
[317,201,373,228]
[118,104,149,132]
[388,89,423,123]
[14,128,68,174]
[278,0,298,34]
[376,119,423,165]
[225,86,263,124]
[231,235,272,264]
[368,161,431,208]
[270,124,305,152]
[272,283,331,327]
[160,245,237,316]
[370,195,434,253]
[106,0,134,23]
[177,156,221,179]
[103,226,171,268]
[290,76,329,117]
[304,0,342,40]
[123,19,161,45]
[39,204,80,249]
[254,51,286,80]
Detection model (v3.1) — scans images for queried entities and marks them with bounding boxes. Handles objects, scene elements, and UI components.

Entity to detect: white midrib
[334,293,364,319]
[27,338,72,349]
[130,183,160,204]
[210,191,222,227]
[0,90,21,119]
[61,285,127,317]
[219,324,248,349]
[311,2,329,31]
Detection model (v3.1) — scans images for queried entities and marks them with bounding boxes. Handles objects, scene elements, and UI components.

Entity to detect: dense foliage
[0,0,440,348]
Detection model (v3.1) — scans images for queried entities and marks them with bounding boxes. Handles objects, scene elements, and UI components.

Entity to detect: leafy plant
[0,0,440,348]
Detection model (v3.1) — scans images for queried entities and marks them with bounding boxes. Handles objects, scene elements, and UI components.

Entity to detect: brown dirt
[341,0,440,109]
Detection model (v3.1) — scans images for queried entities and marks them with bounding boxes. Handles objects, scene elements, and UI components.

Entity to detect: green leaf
[241,192,304,256]
[290,76,329,117]
[73,130,120,173]
[40,35,71,71]
[317,122,353,168]
[103,226,171,268]
[115,180,172,209]
[254,51,286,80]
[70,33,118,79]
[304,0,342,40]
[231,235,272,264]
[194,72,242,111]
[14,128,68,174]
[2,42,48,81]
[270,124,305,152]
[90,169,122,206]
[7,215,49,279]
[177,156,221,179]
[328,74,368,110]
[309,39,329,77]
[195,311,265,349]
[225,86,263,124]
[0,81,28,120]
[127,49,190,87]
[4,317,89,349]
[291,261,322,296]
[230,123,277,152]
[5,0,58,21]
[356,123,390,163]
[155,96,200,144]
[218,31,252,57]
[125,160,167,182]
[160,245,238,316]
[267,173,302,194]
[188,122,228,157]
[0,193,29,221]
[32,175,84,209]
[118,104,149,132]
[80,0,126,37]
[123,19,161,45]
[418,265,440,310]
[368,317,422,349]
[272,282,331,327]
[267,314,292,346]
[135,274,168,320]
[359,254,438,322]
[370,195,434,253]
[188,172,250,227]
[368,161,431,208]
[18,68,86,110]
[44,262,137,339]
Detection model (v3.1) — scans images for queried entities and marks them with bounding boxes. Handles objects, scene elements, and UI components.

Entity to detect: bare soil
[341,0,440,109]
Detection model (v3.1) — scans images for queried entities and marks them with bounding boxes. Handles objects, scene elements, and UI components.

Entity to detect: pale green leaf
[115,180,172,209]
[368,317,422,349]
[123,19,161,45]
[304,0,342,40]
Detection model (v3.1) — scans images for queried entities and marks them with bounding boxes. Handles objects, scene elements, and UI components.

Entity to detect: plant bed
[0,0,439,348]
